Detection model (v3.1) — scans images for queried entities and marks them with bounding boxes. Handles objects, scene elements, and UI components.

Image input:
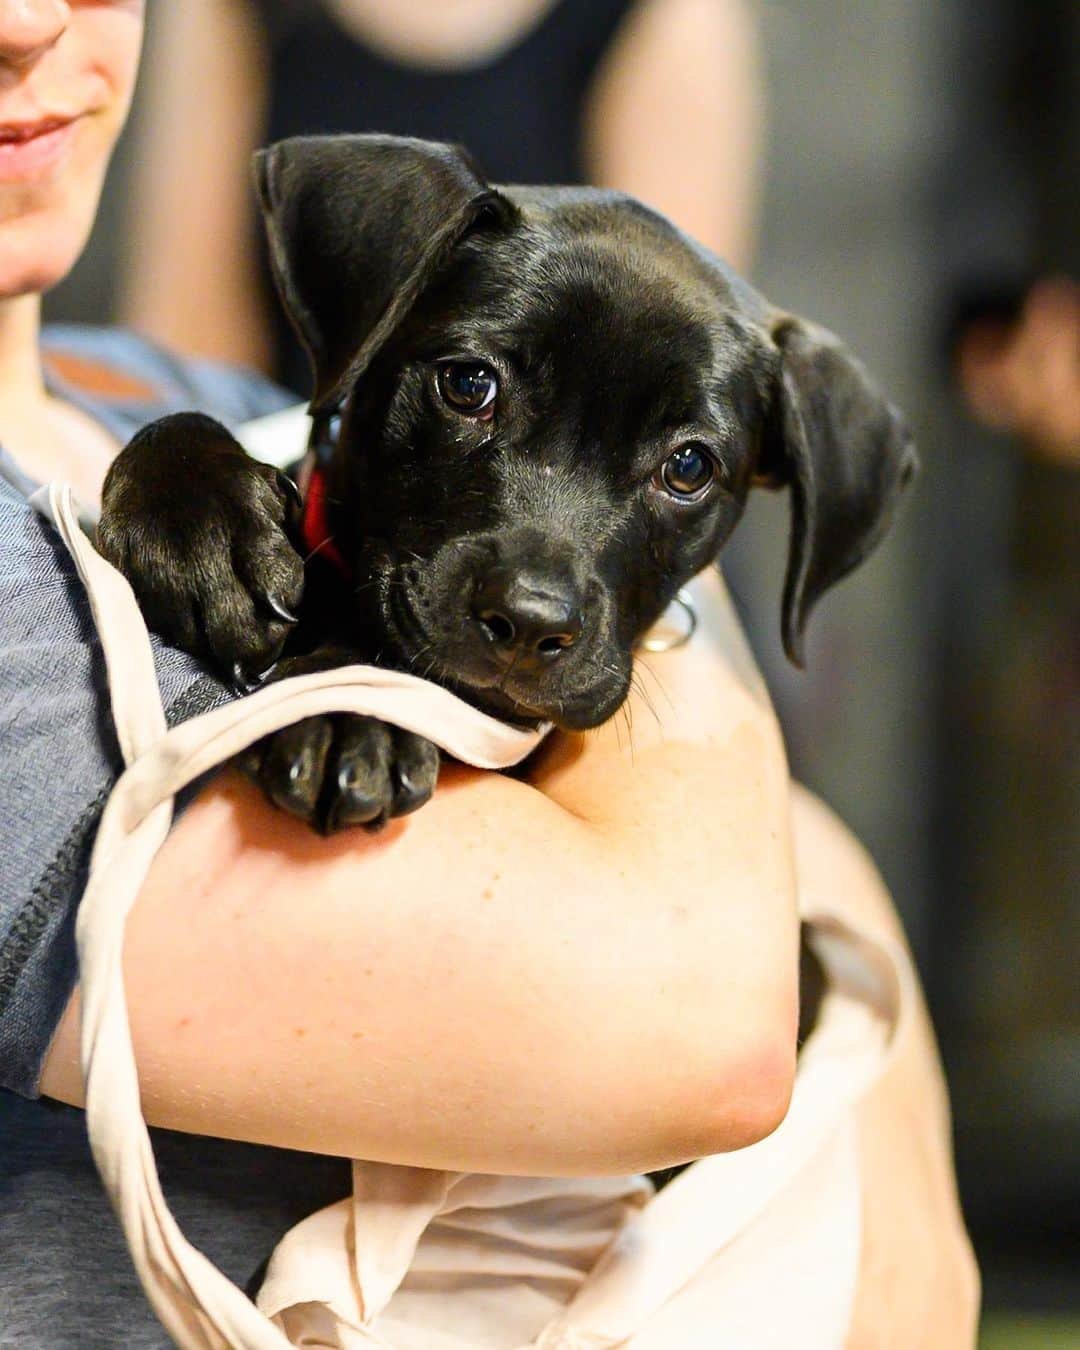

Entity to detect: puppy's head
[255,134,917,729]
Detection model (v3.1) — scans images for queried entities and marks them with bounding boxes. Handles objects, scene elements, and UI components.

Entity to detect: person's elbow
[696,1013,797,1155]
[670,995,798,1163]
[651,881,801,1163]
[589,874,801,1171]
[583,976,798,1177]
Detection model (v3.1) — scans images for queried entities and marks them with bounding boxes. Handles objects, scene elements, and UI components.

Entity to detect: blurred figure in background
[120,0,763,392]
[956,277,1080,469]
[934,0,1079,1322]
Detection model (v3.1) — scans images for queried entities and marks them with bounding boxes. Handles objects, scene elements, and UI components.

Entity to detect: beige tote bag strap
[45,482,546,1349]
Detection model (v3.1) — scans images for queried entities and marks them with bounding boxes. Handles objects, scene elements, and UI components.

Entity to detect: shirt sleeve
[0,479,233,1098]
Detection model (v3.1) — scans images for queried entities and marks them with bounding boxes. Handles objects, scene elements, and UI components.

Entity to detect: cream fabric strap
[43,481,913,1349]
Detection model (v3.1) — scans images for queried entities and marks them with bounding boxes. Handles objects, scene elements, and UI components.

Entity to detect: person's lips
[0,116,81,183]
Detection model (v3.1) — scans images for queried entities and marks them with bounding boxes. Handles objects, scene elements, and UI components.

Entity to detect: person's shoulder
[0,454,40,512]
[41,324,296,431]
[0,462,74,581]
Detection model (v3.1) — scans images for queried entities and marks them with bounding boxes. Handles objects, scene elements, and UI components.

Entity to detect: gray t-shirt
[0,329,350,1347]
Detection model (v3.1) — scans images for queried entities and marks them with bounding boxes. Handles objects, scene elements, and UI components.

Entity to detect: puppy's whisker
[303,536,338,565]
[630,672,662,728]
[620,701,635,763]
[404,641,432,669]
[413,649,443,683]
[635,659,675,713]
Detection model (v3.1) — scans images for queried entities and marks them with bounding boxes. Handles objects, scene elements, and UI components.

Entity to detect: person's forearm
[41,569,799,1174]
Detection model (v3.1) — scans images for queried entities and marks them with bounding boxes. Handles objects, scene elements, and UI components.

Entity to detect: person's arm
[40,567,800,1177]
[120,0,272,369]
[955,275,1080,467]
[582,0,764,269]
[789,786,980,1347]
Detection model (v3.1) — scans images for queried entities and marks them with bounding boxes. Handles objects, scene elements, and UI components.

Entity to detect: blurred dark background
[47,2,1078,1343]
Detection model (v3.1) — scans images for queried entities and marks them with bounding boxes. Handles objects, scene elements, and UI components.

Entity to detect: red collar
[300,460,350,576]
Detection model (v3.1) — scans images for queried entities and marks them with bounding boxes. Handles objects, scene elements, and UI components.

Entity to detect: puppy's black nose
[472,568,583,665]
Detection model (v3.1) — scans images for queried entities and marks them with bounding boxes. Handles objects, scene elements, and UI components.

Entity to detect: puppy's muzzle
[471,565,584,672]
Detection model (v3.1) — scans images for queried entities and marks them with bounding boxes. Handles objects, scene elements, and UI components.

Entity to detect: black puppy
[98,133,916,835]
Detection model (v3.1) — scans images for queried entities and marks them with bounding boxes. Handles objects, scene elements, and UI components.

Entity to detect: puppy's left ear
[757,316,919,666]
[253,133,516,411]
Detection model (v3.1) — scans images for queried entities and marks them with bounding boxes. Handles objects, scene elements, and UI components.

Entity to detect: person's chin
[0,189,102,298]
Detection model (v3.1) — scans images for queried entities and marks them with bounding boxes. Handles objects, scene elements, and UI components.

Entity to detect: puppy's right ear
[253,134,516,411]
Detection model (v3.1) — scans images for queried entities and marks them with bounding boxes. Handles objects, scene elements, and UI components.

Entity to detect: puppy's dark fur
[98,134,916,836]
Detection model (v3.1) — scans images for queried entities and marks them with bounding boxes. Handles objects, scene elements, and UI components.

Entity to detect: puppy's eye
[437,362,497,416]
[658,443,717,500]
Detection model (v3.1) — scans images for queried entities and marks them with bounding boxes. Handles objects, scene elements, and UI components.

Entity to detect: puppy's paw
[237,714,440,834]
[97,412,305,685]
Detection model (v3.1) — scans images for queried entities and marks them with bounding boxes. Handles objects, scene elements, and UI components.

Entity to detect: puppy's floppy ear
[757,315,918,666]
[253,133,516,411]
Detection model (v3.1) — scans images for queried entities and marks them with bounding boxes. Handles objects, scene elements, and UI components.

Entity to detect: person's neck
[0,292,47,418]
[0,290,119,503]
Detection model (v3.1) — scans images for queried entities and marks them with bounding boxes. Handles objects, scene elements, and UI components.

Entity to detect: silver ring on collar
[637,589,698,653]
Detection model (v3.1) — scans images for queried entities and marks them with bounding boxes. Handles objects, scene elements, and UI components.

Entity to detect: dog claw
[326,790,385,832]
[231,660,275,694]
[275,470,303,510]
[392,768,430,817]
[264,593,300,624]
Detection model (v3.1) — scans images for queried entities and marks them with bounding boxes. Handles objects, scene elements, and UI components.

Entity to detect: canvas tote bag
[44,481,912,1349]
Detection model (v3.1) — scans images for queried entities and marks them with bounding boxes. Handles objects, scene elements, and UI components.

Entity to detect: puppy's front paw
[97,412,305,686]
[238,714,440,834]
